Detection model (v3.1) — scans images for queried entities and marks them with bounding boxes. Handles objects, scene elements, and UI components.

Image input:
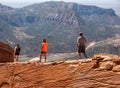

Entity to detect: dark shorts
[15,53,20,55]
[41,52,47,54]
[78,46,86,53]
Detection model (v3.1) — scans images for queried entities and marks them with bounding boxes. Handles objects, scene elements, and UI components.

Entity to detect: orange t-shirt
[41,42,48,52]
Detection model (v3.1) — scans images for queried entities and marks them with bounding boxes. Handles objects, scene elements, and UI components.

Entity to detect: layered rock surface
[0,42,14,63]
[0,54,120,88]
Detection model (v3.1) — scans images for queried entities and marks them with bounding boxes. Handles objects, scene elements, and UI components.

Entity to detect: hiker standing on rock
[76,32,87,59]
[14,44,21,62]
[39,38,48,63]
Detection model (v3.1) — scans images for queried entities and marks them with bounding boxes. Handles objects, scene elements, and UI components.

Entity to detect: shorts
[41,52,47,54]
[78,46,86,54]
[15,53,20,55]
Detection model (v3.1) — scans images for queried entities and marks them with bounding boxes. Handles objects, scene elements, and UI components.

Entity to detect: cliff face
[0,42,14,63]
[0,54,120,88]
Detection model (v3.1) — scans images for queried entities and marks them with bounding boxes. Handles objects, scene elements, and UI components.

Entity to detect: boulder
[92,54,105,60]
[100,61,114,71]
[113,65,120,72]
[112,57,120,65]
[0,42,14,63]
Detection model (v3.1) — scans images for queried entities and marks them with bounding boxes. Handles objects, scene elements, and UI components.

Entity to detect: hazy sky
[0,0,119,12]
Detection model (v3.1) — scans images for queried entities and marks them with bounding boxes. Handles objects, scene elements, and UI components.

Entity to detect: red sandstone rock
[113,65,120,72]
[0,42,14,63]
[0,54,120,88]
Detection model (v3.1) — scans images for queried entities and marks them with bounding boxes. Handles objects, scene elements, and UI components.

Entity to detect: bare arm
[76,42,79,50]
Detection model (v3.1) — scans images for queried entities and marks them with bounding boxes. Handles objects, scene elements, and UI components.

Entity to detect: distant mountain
[87,36,120,57]
[0,3,13,12]
[0,1,120,57]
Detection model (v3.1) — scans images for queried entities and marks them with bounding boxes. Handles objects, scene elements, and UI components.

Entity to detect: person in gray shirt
[76,32,87,59]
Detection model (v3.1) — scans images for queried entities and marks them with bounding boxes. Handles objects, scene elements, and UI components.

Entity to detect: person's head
[42,38,46,43]
[79,32,83,36]
[16,44,19,47]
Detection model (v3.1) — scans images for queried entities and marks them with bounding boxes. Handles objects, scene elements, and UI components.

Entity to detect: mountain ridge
[0,1,120,57]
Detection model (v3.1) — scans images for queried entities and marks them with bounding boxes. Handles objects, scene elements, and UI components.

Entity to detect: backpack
[78,36,86,46]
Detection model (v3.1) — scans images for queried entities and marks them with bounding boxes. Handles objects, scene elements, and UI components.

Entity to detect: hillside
[0,54,120,87]
[87,36,120,57]
[0,1,120,57]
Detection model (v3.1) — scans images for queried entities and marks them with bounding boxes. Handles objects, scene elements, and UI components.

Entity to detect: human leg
[14,55,19,61]
[14,55,16,61]
[78,52,81,59]
[43,53,47,63]
[78,46,82,59]
[14,55,18,61]
[81,46,87,59]
[39,53,42,62]
[83,52,87,58]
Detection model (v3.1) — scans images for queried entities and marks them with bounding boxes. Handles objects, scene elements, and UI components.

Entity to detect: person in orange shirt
[39,38,48,63]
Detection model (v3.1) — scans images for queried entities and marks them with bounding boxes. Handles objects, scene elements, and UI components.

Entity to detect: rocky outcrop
[0,42,14,62]
[0,54,120,88]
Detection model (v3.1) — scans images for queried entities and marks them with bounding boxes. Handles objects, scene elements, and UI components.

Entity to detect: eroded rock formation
[0,42,14,63]
[0,54,120,88]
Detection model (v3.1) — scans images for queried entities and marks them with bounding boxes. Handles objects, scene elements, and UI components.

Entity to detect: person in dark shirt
[76,32,87,59]
[14,44,21,62]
